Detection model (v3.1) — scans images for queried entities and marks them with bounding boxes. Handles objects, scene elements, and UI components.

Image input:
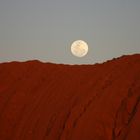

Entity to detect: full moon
[71,40,89,57]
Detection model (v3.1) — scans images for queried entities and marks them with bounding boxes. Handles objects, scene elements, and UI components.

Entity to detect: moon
[71,40,88,57]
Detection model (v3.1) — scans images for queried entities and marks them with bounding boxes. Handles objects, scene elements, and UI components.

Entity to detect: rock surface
[0,54,140,140]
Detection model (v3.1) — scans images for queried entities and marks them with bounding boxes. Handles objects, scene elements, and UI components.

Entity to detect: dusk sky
[0,0,140,64]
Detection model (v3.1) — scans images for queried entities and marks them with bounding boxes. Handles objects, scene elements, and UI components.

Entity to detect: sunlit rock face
[0,54,140,140]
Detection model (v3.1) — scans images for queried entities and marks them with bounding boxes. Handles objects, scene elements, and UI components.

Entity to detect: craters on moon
[71,40,88,57]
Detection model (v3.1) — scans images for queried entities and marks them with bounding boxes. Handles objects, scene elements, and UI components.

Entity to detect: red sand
[0,54,140,140]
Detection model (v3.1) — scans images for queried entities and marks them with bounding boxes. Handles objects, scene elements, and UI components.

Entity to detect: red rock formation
[0,54,140,140]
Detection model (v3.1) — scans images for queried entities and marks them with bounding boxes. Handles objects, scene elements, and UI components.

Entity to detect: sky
[0,0,140,64]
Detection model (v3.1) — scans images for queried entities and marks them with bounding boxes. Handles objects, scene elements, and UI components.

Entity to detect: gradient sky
[0,0,140,64]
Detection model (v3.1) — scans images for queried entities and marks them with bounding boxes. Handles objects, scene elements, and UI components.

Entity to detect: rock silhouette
[0,54,140,140]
